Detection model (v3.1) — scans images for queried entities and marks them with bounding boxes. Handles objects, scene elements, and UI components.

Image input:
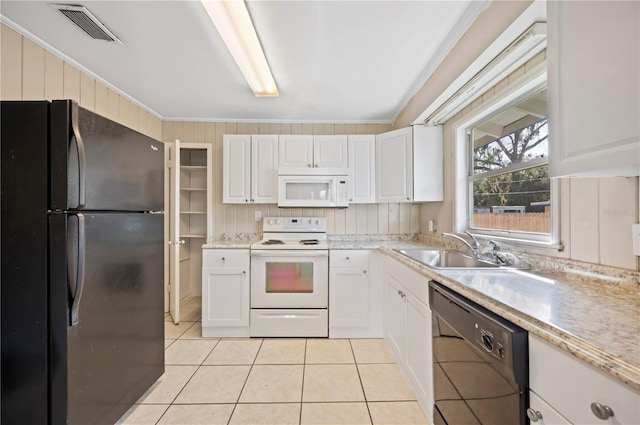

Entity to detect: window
[461,86,558,244]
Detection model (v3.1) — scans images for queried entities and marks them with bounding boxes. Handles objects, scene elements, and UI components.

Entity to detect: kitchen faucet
[488,240,507,265]
[442,231,480,257]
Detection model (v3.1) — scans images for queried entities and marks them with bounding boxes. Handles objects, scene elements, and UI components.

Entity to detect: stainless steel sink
[394,249,502,269]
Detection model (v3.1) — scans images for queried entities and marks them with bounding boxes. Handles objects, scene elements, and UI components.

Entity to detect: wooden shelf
[180,187,206,191]
[180,211,206,215]
[180,234,206,238]
[181,165,206,171]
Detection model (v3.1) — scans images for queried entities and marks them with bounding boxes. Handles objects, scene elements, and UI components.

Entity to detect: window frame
[454,72,562,248]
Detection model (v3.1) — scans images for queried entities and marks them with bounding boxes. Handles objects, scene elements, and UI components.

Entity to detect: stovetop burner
[263,239,285,245]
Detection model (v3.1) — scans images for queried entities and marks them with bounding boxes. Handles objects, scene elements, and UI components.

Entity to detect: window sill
[468,231,564,252]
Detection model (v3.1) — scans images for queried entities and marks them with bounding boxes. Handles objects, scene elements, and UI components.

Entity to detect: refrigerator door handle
[69,213,86,326]
[71,102,87,208]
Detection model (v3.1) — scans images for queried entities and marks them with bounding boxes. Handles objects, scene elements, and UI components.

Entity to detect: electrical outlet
[428,219,437,232]
[255,211,262,221]
[633,224,640,256]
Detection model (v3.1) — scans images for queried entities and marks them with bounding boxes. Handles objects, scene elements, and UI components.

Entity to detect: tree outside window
[470,89,551,234]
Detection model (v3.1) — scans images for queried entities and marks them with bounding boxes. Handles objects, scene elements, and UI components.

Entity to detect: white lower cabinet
[529,334,640,424]
[405,291,432,406]
[385,275,406,356]
[329,250,382,338]
[383,255,433,422]
[201,249,250,337]
[529,390,572,425]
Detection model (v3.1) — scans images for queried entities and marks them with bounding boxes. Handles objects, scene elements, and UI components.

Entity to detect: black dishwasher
[429,281,529,425]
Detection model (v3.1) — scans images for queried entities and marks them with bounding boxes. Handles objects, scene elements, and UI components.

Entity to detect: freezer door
[65,212,164,425]
[50,100,164,212]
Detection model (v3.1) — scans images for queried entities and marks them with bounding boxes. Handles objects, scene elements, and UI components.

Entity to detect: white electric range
[250,217,329,337]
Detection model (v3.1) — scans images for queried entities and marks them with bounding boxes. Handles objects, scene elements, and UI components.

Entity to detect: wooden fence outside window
[473,211,551,233]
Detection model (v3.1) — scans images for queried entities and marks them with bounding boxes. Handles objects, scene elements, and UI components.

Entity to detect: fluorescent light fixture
[201,0,278,97]
[425,22,546,126]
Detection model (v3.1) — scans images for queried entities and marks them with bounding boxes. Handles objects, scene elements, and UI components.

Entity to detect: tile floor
[116,297,429,425]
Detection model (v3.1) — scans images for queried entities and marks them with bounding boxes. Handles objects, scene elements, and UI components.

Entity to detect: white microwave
[277,168,349,208]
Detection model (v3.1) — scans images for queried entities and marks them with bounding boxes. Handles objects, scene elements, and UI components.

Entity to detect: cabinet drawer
[529,390,572,424]
[529,334,640,424]
[330,250,369,269]
[203,249,249,268]
[384,255,429,305]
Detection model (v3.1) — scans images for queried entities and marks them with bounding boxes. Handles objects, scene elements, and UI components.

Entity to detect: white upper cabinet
[376,127,412,203]
[348,135,376,203]
[278,135,314,168]
[223,135,251,203]
[223,134,278,204]
[251,135,279,203]
[313,135,348,168]
[376,126,443,203]
[279,135,348,169]
[548,1,639,177]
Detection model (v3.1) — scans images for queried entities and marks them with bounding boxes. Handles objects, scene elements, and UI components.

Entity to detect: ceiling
[0,1,488,123]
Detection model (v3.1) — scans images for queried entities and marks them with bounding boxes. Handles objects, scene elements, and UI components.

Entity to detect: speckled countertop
[380,246,640,392]
[202,240,255,249]
[202,234,640,390]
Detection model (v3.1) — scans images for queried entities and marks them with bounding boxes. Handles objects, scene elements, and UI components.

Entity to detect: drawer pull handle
[526,408,543,422]
[345,257,350,260]
[591,402,614,420]
[363,270,367,274]
[221,257,226,261]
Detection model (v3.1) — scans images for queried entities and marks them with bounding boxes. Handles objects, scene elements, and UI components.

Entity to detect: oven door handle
[251,250,328,257]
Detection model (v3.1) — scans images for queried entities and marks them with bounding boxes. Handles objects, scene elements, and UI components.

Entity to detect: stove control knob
[315,219,320,225]
[267,219,274,225]
[308,219,312,224]
[275,219,281,225]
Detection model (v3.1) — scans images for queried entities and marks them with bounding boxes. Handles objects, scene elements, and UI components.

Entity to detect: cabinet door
[168,141,181,324]
[348,135,376,203]
[313,135,348,168]
[548,1,639,177]
[202,267,249,328]
[279,135,313,168]
[529,391,572,425]
[406,292,433,420]
[251,135,278,203]
[385,275,406,360]
[376,127,412,202]
[223,135,251,203]
[412,126,443,202]
[529,334,640,424]
[329,267,369,330]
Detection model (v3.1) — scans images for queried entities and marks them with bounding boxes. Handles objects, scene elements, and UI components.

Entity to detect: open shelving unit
[167,140,212,324]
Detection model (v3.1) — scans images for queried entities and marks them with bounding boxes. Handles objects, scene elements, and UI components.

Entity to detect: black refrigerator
[1,100,165,424]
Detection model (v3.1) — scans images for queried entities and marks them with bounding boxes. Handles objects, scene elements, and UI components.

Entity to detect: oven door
[250,250,328,308]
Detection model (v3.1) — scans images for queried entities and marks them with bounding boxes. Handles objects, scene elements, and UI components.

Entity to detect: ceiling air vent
[49,4,122,44]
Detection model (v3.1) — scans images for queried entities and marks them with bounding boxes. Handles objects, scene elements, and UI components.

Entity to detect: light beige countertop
[380,246,640,391]
[202,241,255,249]
[203,234,639,390]
[327,240,425,250]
